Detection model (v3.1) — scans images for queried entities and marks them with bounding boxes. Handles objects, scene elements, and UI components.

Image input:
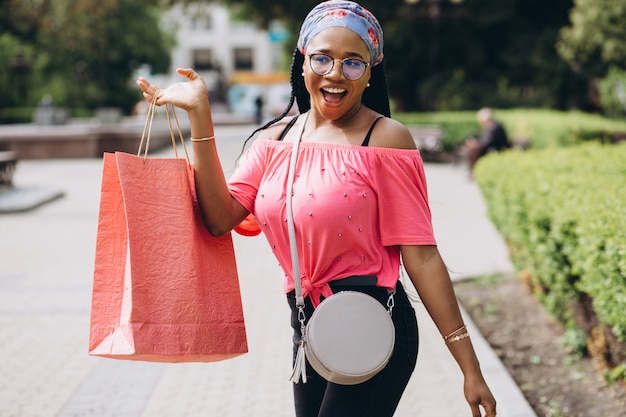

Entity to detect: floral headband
[297,1,384,66]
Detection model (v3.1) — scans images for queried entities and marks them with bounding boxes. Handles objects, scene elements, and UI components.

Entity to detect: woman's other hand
[464,373,497,417]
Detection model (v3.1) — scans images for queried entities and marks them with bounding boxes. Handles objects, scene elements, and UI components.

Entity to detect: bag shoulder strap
[285,112,309,308]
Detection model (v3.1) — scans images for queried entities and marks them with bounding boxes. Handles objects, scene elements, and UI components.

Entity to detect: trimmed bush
[396,109,626,151]
[0,107,34,124]
[396,111,477,151]
[474,143,626,347]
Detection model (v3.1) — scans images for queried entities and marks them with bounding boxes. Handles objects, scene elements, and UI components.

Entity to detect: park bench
[407,125,444,161]
[0,149,18,187]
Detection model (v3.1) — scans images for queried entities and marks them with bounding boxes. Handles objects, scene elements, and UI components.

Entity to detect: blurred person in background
[464,107,511,173]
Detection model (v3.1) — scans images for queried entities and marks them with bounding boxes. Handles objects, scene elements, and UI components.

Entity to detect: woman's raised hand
[136,68,210,113]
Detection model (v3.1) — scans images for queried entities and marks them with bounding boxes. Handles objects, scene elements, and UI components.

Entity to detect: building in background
[147,3,291,118]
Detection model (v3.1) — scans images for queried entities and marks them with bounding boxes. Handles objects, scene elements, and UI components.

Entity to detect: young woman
[137,1,496,416]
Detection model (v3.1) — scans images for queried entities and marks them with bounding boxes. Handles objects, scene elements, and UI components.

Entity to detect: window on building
[230,21,256,32]
[187,6,213,31]
[190,15,213,30]
[193,49,214,71]
[233,48,254,71]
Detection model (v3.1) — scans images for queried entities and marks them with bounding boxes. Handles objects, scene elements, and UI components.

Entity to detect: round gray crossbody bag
[285,113,396,385]
[302,290,395,385]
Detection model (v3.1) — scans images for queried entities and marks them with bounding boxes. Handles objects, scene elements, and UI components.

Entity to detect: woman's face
[303,27,371,121]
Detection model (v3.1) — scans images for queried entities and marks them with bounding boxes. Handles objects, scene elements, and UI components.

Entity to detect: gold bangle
[190,135,215,142]
[443,324,467,341]
[445,332,470,345]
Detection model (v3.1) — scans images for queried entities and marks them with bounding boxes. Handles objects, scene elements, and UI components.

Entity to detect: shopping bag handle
[137,91,191,164]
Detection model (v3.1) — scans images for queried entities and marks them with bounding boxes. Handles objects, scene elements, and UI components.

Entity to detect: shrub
[598,66,626,118]
[0,108,34,124]
[397,109,626,151]
[396,111,477,151]
[474,143,626,346]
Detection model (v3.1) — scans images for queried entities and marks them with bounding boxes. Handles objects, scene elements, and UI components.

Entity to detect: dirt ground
[454,274,626,417]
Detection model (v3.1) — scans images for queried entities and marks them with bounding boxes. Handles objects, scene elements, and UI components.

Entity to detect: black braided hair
[363,59,391,118]
[240,47,391,153]
[240,48,303,153]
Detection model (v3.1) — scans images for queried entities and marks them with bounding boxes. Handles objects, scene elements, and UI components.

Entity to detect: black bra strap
[277,115,300,141]
[361,116,385,147]
[279,114,384,146]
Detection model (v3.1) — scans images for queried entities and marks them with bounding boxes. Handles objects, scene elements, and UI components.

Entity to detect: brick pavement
[0,122,536,417]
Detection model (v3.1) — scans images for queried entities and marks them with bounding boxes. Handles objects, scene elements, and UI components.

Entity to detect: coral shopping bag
[89,101,247,362]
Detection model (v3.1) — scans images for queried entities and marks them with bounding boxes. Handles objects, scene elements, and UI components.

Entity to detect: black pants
[287,281,419,417]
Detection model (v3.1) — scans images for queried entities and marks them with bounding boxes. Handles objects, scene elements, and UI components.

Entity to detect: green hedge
[396,111,477,151]
[474,143,626,342]
[396,109,626,151]
[496,109,626,148]
[0,108,34,124]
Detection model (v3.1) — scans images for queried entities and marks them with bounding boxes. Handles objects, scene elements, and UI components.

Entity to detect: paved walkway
[0,122,536,416]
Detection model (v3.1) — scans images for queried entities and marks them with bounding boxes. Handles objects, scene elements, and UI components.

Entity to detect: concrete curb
[0,186,65,213]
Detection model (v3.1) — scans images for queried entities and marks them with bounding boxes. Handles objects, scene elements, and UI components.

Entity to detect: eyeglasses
[307,53,370,81]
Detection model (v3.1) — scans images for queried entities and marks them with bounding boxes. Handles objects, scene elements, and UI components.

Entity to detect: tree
[0,0,52,112]
[384,0,579,110]
[167,0,582,111]
[0,0,174,115]
[42,0,175,113]
[0,0,53,43]
[557,0,626,77]
[597,66,626,117]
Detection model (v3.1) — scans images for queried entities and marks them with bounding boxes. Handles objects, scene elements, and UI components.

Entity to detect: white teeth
[323,88,346,94]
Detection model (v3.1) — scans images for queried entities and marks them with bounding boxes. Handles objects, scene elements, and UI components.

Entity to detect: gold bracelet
[443,324,467,341]
[445,332,470,345]
[190,135,215,142]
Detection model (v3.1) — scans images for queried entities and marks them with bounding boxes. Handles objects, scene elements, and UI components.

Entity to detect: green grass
[396,108,626,150]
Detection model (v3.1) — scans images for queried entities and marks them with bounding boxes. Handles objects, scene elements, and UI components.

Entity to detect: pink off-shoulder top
[228,139,436,306]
